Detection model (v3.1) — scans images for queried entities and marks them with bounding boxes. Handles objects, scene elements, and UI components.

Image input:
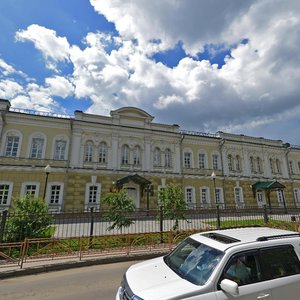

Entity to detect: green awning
[252,181,285,190]
[116,174,151,187]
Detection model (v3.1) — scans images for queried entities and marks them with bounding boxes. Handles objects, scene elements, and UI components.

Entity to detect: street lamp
[211,171,217,206]
[43,164,52,200]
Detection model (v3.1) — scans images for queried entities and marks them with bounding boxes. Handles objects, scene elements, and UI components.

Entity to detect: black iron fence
[1,206,300,243]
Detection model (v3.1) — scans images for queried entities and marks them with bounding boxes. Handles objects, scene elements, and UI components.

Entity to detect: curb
[0,251,167,280]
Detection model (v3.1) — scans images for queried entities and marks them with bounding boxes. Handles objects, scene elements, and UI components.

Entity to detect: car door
[215,251,273,300]
[259,245,300,300]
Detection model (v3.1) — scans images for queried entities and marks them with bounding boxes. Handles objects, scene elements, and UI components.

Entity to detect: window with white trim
[228,154,233,171]
[257,157,262,173]
[30,137,44,159]
[294,188,300,207]
[54,140,66,160]
[289,161,294,175]
[99,142,107,163]
[184,152,192,168]
[200,187,210,208]
[234,187,244,208]
[212,154,219,170]
[270,158,274,173]
[153,147,161,167]
[0,182,13,207]
[85,183,101,209]
[199,153,206,169]
[133,145,141,165]
[21,182,39,197]
[164,149,171,168]
[46,183,64,208]
[277,190,285,207]
[275,159,281,174]
[185,187,195,208]
[236,155,241,172]
[121,144,129,165]
[250,156,255,173]
[5,135,20,157]
[85,141,93,162]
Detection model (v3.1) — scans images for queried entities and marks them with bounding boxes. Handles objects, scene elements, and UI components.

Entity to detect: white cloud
[0,79,24,99]
[45,76,74,98]
[15,24,70,71]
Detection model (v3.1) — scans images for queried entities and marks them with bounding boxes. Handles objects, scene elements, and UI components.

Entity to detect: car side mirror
[220,279,239,295]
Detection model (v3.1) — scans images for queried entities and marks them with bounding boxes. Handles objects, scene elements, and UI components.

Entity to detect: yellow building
[0,99,300,212]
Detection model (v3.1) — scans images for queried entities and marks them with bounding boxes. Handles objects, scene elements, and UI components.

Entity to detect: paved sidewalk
[0,251,167,280]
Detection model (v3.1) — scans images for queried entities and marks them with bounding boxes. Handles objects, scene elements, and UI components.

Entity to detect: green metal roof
[252,181,285,190]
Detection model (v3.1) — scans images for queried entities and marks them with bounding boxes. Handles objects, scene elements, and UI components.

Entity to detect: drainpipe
[219,138,226,205]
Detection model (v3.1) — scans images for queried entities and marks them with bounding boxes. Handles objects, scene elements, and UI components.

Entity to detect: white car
[116,227,300,299]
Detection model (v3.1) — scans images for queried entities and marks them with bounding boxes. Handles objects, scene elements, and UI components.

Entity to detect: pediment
[110,107,154,122]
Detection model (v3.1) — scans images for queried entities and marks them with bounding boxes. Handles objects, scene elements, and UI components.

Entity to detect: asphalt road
[0,260,138,300]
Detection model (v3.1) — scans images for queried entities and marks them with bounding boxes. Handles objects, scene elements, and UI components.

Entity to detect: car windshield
[164,237,224,285]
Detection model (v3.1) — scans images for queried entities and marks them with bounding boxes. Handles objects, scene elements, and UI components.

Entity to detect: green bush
[4,195,53,242]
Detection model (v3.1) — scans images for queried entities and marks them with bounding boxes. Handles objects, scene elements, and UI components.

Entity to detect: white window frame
[185,186,196,209]
[289,161,294,175]
[200,187,210,208]
[99,141,107,164]
[257,191,266,208]
[30,137,44,159]
[164,149,172,168]
[294,188,300,207]
[198,153,206,169]
[21,182,40,197]
[85,141,93,162]
[53,140,67,160]
[85,182,101,210]
[228,154,233,171]
[153,147,161,167]
[214,187,225,208]
[133,145,141,166]
[3,130,22,157]
[212,154,219,170]
[234,187,244,208]
[276,190,285,208]
[45,182,64,212]
[0,181,13,209]
[184,151,192,168]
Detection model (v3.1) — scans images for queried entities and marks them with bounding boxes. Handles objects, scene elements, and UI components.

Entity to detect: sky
[0,0,300,145]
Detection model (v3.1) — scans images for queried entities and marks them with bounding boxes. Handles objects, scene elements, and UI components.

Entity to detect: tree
[102,189,136,232]
[158,183,188,231]
[5,195,53,242]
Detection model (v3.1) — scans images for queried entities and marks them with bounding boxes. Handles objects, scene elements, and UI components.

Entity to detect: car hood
[126,256,207,300]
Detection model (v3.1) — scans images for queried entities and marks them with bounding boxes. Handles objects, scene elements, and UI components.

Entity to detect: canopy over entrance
[251,180,286,210]
[116,174,151,188]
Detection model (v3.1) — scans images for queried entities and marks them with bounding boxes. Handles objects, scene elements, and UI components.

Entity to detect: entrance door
[257,191,266,208]
[124,184,140,208]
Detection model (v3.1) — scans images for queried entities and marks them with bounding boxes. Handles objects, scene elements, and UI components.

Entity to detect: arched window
[164,148,172,168]
[276,159,281,174]
[4,131,21,157]
[228,154,233,171]
[85,141,93,162]
[236,155,241,172]
[270,158,274,173]
[121,144,129,165]
[257,157,262,173]
[54,140,67,160]
[250,156,255,173]
[153,147,161,167]
[99,142,107,163]
[133,145,141,165]
[30,137,44,159]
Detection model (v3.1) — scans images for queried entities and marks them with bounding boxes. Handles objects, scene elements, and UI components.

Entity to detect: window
[222,252,261,286]
[200,187,210,208]
[199,153,206,169]
[47,183,64,206]
[54,140,66,160]
[260,246,300,280]
[236,155,241,172]
[277,190,285,207]
[184,152,192,168]
[85,180,101,210]
[153,147,161,166]
[294,188,300,207]
[164,149,171,168]
[85,141,93,162]
[234,187,244,208]
[133,145,141,165]
[228,154,233,171]
[257,157,262,173]
[5,136,19,157]
[289,161,294,174]
[185,187,195,208]
[0,184,10,205]
[212,154,219,170]
[270,158,274,173]
[99,142,107,163]
[250,156,255,173]
[121,144,129,165]
[275,159,281,174]
[24,184,37,196]
[30,138,44,159]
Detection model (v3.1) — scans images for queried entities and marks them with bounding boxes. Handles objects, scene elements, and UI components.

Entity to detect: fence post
[0,210,8,243]
[160,206,164,243]
[263,205,269,224]
[89,207,94,248]
[216,205,221,229]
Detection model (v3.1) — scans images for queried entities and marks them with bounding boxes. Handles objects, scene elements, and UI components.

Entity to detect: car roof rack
[257,233,300,241]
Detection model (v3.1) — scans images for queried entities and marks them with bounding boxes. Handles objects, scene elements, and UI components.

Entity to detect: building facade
[0,99,300,212]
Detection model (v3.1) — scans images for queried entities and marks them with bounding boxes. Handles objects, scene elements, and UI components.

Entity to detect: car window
[220,251,262,286]
[164,237,224,285]
[260,245,300,280]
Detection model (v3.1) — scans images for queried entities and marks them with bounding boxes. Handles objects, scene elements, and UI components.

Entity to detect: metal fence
[1,206,300,242]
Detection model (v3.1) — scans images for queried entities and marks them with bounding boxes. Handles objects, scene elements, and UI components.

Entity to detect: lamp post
[211,171,217,207]
[43,164,51,200]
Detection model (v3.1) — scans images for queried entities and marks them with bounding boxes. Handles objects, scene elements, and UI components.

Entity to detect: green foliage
[158,183,187,231]
[102,189,136,231]
[4,195,53,242]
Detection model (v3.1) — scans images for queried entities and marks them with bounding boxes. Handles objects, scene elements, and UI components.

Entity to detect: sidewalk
[0,250,167,280]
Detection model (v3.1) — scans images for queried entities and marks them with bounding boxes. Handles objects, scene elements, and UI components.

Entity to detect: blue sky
[1,0,300,145]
